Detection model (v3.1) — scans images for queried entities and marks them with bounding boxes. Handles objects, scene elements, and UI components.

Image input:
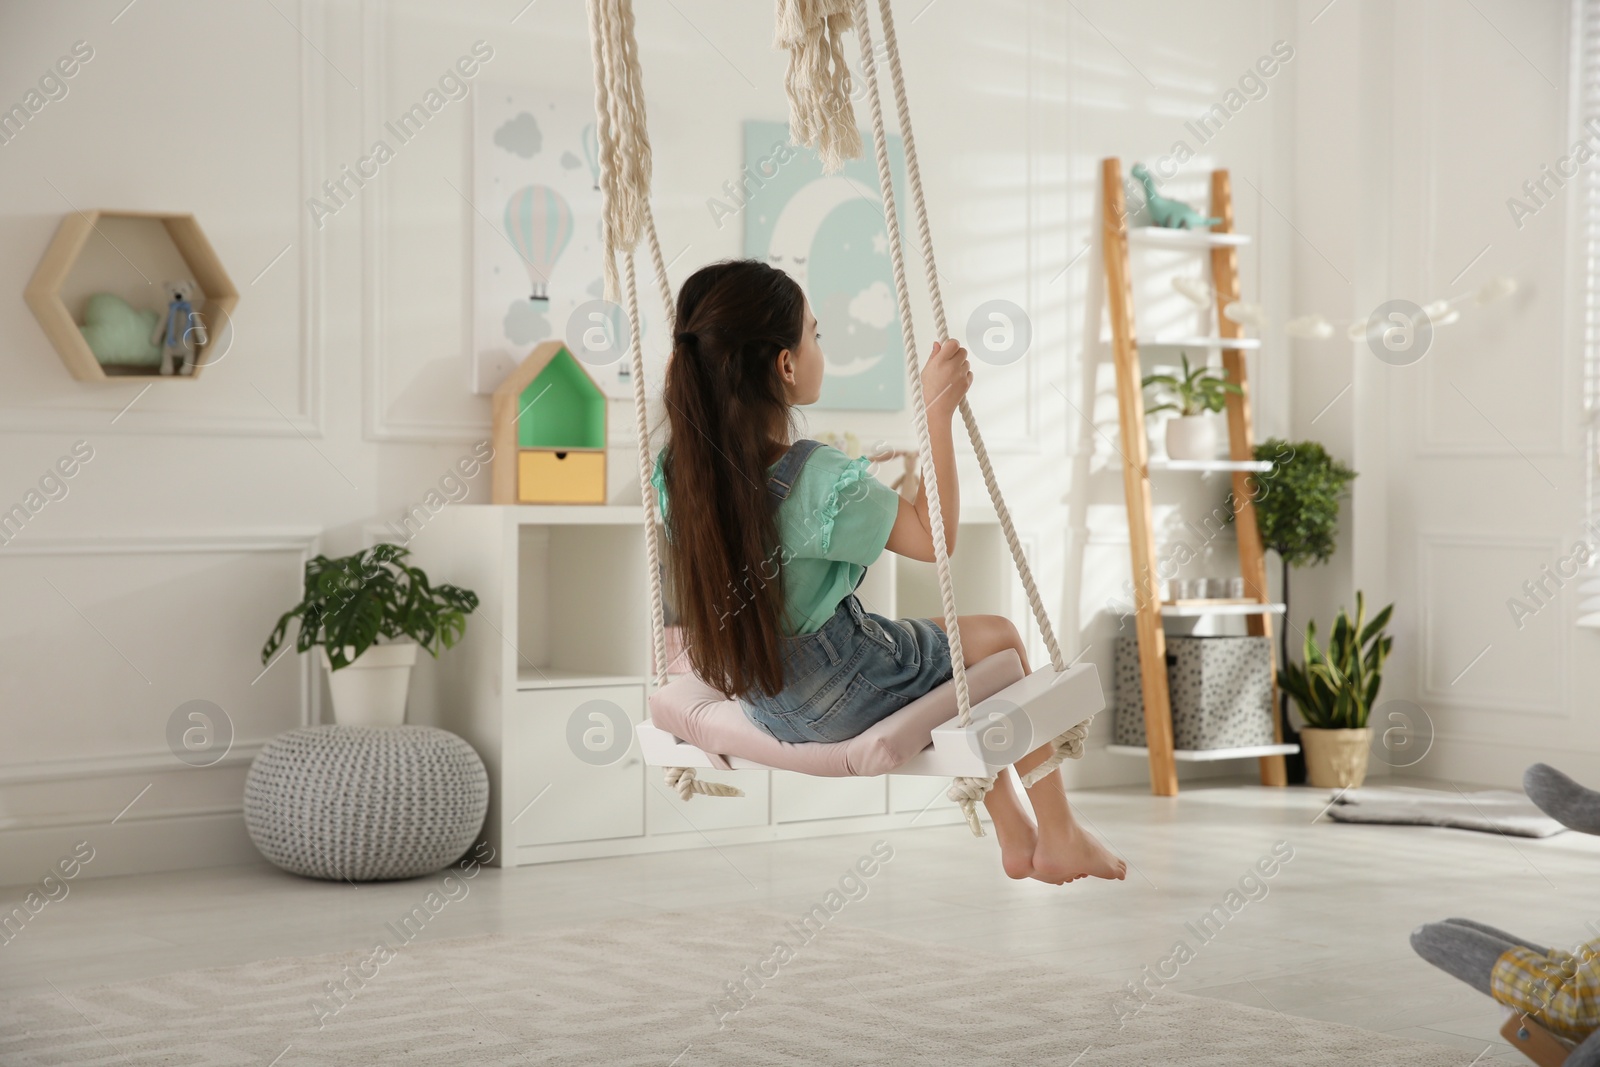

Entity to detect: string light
[1167,274,1518,342]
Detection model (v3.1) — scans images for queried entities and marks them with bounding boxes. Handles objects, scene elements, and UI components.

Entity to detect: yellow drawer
[518,449,605,504]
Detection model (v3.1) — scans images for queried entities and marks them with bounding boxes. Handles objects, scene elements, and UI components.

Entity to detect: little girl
[653,259,1125,885]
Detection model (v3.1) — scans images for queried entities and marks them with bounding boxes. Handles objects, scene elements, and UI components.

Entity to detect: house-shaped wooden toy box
[492,341,607,505]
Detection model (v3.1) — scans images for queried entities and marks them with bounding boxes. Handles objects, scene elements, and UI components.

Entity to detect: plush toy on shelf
[1131,162,1221,230]
[151,279,204,376]
[79,292,162,368]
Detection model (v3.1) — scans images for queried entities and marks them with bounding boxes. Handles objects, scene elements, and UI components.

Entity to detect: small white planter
[320,642,418,727]
[1165,414,1220,461]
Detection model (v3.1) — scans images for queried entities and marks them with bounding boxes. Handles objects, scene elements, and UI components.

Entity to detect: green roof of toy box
[517,346,605,450]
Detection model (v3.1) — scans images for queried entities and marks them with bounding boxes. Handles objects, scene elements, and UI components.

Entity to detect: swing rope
[832,0,1090,808]
[862,0,1090,788]
[838,0,987,833]
[590,0,740,801]
[586,0,1094,819]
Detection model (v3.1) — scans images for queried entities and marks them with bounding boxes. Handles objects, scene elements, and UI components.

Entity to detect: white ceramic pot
[320,642,418,727]
[1165,415,1219,461]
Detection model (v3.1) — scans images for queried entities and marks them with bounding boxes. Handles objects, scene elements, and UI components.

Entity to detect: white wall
[1290,0,1598,787]
[0,0,1300,884]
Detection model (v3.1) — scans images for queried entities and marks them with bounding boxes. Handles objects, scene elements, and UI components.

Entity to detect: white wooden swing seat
[638,650,1105,780]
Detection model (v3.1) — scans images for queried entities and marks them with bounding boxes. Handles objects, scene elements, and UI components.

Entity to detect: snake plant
[1279,591,1393,730]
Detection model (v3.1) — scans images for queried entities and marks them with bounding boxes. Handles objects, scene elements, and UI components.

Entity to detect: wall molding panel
[1417,532,1569,717]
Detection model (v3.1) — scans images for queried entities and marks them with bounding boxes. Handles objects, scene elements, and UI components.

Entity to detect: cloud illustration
[848,280,896,330]
[494,113,542,158]
[503,298,551,345]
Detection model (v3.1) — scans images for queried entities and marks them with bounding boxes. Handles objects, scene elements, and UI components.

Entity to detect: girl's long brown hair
[660,260,803,699]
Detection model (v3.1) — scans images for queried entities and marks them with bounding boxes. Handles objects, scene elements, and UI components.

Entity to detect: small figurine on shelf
[1131,163,1221,230]
[814,430,862,458]
[151,280,204,376]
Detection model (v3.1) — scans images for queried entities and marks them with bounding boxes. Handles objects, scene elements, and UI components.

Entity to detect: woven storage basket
[1114,634,1274,750]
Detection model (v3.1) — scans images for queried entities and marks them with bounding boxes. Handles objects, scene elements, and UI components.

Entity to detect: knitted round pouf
[244,725,488,882]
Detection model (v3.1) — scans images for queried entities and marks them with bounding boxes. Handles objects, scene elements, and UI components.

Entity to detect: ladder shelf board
[1126,228,1251,248]
[1148,458,1273,473]
[1160,599,1286,617]
[1106,743,1300,762]
[1141,336,1261,351]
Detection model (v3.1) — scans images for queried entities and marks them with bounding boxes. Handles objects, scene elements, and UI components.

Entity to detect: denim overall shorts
[739,440,955,744]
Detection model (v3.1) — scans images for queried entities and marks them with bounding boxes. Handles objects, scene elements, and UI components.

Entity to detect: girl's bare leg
[936,614,1126,885]
[930,616,1036,878]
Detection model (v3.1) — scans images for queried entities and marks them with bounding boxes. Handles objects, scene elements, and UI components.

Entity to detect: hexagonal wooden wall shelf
[24,210,239,381]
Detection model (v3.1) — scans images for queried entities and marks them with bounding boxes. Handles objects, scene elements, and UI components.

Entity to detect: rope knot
[664,766,745,801]
[1017,719,1094,790]
[946,774,997,837]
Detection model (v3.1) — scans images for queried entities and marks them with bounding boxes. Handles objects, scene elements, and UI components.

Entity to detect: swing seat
[637,651,1105,779]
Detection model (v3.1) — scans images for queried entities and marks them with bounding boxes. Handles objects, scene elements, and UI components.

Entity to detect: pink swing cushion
[646,649,1025,777]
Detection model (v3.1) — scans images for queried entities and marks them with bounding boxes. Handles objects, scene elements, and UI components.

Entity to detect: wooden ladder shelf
[1097,157,1292,796]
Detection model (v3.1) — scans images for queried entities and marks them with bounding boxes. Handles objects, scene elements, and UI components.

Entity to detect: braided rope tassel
[775,0,861,173]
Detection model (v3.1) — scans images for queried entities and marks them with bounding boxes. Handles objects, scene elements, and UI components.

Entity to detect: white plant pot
[1165,415,1220,461]
[320,642,418,727]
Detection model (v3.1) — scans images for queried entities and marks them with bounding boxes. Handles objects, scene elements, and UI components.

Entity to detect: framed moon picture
[741,120,907,411]
[472,85,639,398]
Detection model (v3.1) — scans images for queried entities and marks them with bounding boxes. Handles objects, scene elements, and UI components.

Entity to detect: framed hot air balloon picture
[472,85,611,397]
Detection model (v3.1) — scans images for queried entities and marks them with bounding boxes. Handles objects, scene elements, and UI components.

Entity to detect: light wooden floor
[8,778,1597,1060]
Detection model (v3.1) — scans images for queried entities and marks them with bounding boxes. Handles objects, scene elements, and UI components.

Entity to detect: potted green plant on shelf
[262,543,479,727]
[1241,437,1357,782]
[1278,592,1394,788]
[1141,353,1242,461]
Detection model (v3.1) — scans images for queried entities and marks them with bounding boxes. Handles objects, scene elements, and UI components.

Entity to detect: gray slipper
[1524,762,1600,836]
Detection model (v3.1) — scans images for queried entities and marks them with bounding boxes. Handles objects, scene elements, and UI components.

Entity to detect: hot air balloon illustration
[504,184,573,302]
[581,123,601,191]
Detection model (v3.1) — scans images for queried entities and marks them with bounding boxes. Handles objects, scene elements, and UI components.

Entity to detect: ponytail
[660,260,804,698]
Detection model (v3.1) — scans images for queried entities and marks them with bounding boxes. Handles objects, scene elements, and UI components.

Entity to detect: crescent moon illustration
[767,176,887,379]
[823,350,883,377]
[768,176,870,290]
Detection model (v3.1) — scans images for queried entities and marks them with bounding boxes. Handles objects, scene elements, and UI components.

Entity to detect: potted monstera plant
[262,543,479,727]
[1142,353,1242,460]
[1278,592,1394,788]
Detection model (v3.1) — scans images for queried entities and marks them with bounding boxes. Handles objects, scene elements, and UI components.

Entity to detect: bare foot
[981,771,1042,880]
[1032,820,1128,884]
[998,818,1039,881]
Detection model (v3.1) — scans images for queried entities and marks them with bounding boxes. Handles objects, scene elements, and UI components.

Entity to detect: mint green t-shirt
[653,444,901,634]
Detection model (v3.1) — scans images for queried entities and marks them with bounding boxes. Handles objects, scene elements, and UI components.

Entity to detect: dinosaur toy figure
[1131,163,1221,230]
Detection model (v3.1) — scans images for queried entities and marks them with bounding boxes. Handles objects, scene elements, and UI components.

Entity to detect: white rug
[2,909,1471,1065]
